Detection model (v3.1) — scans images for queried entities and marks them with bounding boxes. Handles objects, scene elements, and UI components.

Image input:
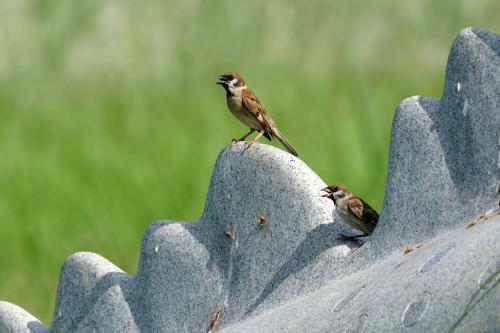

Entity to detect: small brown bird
[216,72,298,156]
[321,184,379,240]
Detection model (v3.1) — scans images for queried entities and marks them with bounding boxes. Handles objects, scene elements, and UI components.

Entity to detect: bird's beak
[321,187,332,198]
[216,76,227,85]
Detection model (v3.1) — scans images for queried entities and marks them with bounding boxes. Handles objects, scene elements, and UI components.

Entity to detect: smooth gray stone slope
[375,27,500,252]
[0,27,499,333]
[221,215,500,332]
[49,252,135,332]
[131,142,350,332]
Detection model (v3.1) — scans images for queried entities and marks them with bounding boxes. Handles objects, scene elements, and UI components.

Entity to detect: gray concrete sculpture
[0,27,499,333]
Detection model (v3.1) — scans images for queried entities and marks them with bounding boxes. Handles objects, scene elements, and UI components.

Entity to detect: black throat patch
[223,85,234,98]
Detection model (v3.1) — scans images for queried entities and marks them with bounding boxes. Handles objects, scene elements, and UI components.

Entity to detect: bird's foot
[231,137,248,144]
[243,140,257,152]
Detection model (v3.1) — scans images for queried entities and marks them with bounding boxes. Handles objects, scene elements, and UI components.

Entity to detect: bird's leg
[232,129,255,143]
[337,234,366,242]
[243,130,265,151]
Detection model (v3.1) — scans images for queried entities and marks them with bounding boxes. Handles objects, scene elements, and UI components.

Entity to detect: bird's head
[216,72,246,94]
[321,183,351,202]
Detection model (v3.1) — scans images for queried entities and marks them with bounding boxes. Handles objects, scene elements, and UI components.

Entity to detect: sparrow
[216,72,298,157]
[321,184,379,240]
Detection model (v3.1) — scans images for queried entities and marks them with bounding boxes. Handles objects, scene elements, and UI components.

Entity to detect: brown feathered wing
[241,90,298,156]
[348,197,379,235]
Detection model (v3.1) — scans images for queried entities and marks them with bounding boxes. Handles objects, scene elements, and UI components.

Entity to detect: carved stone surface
[0,27,499,333]
[0,302,48,333]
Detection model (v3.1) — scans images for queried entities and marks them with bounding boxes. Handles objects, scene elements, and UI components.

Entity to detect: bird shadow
[245,221,357,316]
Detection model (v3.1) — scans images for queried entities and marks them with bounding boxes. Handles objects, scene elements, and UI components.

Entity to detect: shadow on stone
[246,222,344,315]
[473,28,500,56]
[27,321,49,333]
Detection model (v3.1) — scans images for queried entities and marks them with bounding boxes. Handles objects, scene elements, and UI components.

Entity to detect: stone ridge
[375,27,500,253]
[0,27,499,333]
[221,215,500,332]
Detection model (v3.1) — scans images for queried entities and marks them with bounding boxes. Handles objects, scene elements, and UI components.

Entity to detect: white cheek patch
[230,78,239,87]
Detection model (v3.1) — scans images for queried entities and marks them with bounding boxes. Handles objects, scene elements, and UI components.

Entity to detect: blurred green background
[0,0,499,323]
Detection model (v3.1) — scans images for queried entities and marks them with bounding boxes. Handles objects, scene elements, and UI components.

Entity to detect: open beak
[216,76,227,85]
[321,187,332,198]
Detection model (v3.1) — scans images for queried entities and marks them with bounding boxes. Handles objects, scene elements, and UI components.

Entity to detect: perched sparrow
[321,184,379,240]
[216,72,298,157]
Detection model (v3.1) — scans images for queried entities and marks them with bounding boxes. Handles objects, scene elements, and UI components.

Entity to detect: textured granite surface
[221,215,500,332]
[0,27,499,333]
[375,27,500,253]
[0,302,48,333]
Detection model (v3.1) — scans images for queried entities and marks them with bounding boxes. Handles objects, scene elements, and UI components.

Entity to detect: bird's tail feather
[273,129,298,157]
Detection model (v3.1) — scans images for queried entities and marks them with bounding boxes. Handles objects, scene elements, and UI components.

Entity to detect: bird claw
[232,138,247,144]
[243,140,256,152]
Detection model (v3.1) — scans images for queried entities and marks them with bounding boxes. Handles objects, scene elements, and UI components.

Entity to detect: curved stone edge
[74,285,138,333]
[220,216,500,332]
[133,221,223,332]
[372,95,457,249]
[374,26,500,252]
[439,27,500,203]
[0,301,48,333]
[132,143,349,330]
[50,252,131,333]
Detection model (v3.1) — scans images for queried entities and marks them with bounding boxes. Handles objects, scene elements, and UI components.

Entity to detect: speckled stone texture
[0,301,48,333]
[0,27,499,333]
[375,27,500,253]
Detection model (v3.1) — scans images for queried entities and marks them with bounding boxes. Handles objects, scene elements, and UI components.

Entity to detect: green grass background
[0,0,499,323]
